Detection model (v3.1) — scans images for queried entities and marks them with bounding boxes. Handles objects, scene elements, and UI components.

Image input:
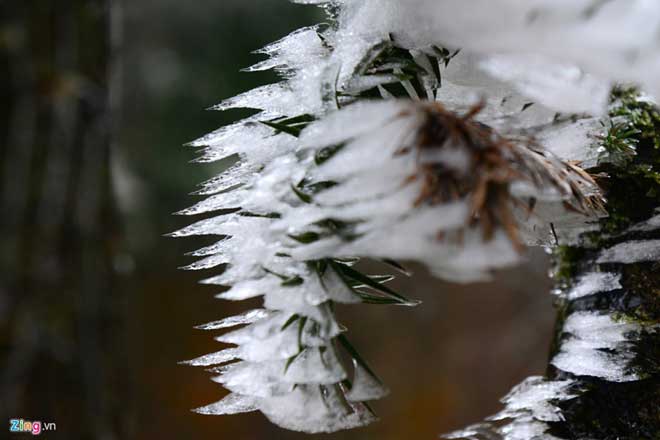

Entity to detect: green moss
[546,300,569,368]
[553,245,586,284]
[588,88,660,239]
[631,330,660,379]
[620,262,660,324]
[611,86,660,148]
[548,377,660,440]
[547,246,585,365]
[598,120,639,166]
[548,89,660,438]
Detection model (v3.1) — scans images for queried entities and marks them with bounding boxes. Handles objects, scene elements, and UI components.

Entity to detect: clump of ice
[597,239,660,264]
[195,309,271,330]
[532,115,604,168]
[259,385,377,433]
[481,54,610,115]
[179,0,660,434]
[194,393,259,415]
[288,99,602,281]
[337,0,660,108]
[551,311,642,382]
[445,376,574,440]
[489,376,576,423]
[555,272,622,300]
[246,25,330,75]
[628,212,660,232]
[182,348,242,367]
[345,360,390,402]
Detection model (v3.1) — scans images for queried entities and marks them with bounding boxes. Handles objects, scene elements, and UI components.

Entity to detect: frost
[293,99,602,281]
[446,418,563,440]
[597,239,660,264]
[555,271,622,300]
[481,55,610,115]
[629,212,660,232]
[192,161,259,196]
[336,0,660,107]
[551,312,642,382]
[283,346,347,384]
[532,116,603,167]
[445,375,575,439]
[319,267,363,304]
[489,376,575,423]
[179,0,656,434]
[212,84,312,117]
[345,360,390,402]
[182,348,241,367]
[246,26,329,74]
[259,386,377,433]
[217,312,337,348]
[212,362,296,398]
[168,214,239,238]
[299,100,410,150]
[195,309,271,331]
[498,418,564,440]
[194,393,259,415]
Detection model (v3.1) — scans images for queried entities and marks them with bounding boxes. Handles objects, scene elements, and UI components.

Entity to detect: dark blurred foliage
[0,1,556,439]
[0,1,129,439]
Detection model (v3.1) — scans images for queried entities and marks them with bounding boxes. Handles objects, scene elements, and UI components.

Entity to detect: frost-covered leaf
[177,0,660,435]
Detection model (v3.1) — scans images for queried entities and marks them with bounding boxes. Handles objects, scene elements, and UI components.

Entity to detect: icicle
[182,348,242,367]
[345,360,389,402]
[193,393,259,415]
[194,309,271,331]
[178,0,660,435]
[597,239,660,264]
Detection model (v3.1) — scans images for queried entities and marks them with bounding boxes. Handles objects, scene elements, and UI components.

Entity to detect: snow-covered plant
[176,1,660,437]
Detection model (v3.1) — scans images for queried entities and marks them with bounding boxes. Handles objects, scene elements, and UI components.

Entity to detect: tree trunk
[547,92,660,439]
[446,92,660,440]
[0,1,132,438]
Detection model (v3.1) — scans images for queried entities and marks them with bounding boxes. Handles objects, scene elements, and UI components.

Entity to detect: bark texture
[547,92,660,440]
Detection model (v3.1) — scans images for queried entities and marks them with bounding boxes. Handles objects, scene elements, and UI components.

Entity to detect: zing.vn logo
[9,419,57,436]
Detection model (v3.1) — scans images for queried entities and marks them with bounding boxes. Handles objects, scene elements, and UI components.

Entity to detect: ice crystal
[178,0,660,434]
[445,376,575,440]
[551,312,643,382]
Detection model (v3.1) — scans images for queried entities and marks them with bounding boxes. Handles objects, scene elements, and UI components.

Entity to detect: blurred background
[0,1,555,439]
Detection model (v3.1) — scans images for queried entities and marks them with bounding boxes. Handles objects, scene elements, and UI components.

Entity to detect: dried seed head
[407,102,605,250]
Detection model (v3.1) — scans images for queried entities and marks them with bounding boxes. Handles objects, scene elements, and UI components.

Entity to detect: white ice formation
[177,0,660,434]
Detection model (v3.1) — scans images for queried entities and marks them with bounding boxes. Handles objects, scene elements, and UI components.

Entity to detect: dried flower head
[404,101,605,250]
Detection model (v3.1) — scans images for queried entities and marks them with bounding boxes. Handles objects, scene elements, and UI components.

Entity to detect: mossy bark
[546,92,660,440]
